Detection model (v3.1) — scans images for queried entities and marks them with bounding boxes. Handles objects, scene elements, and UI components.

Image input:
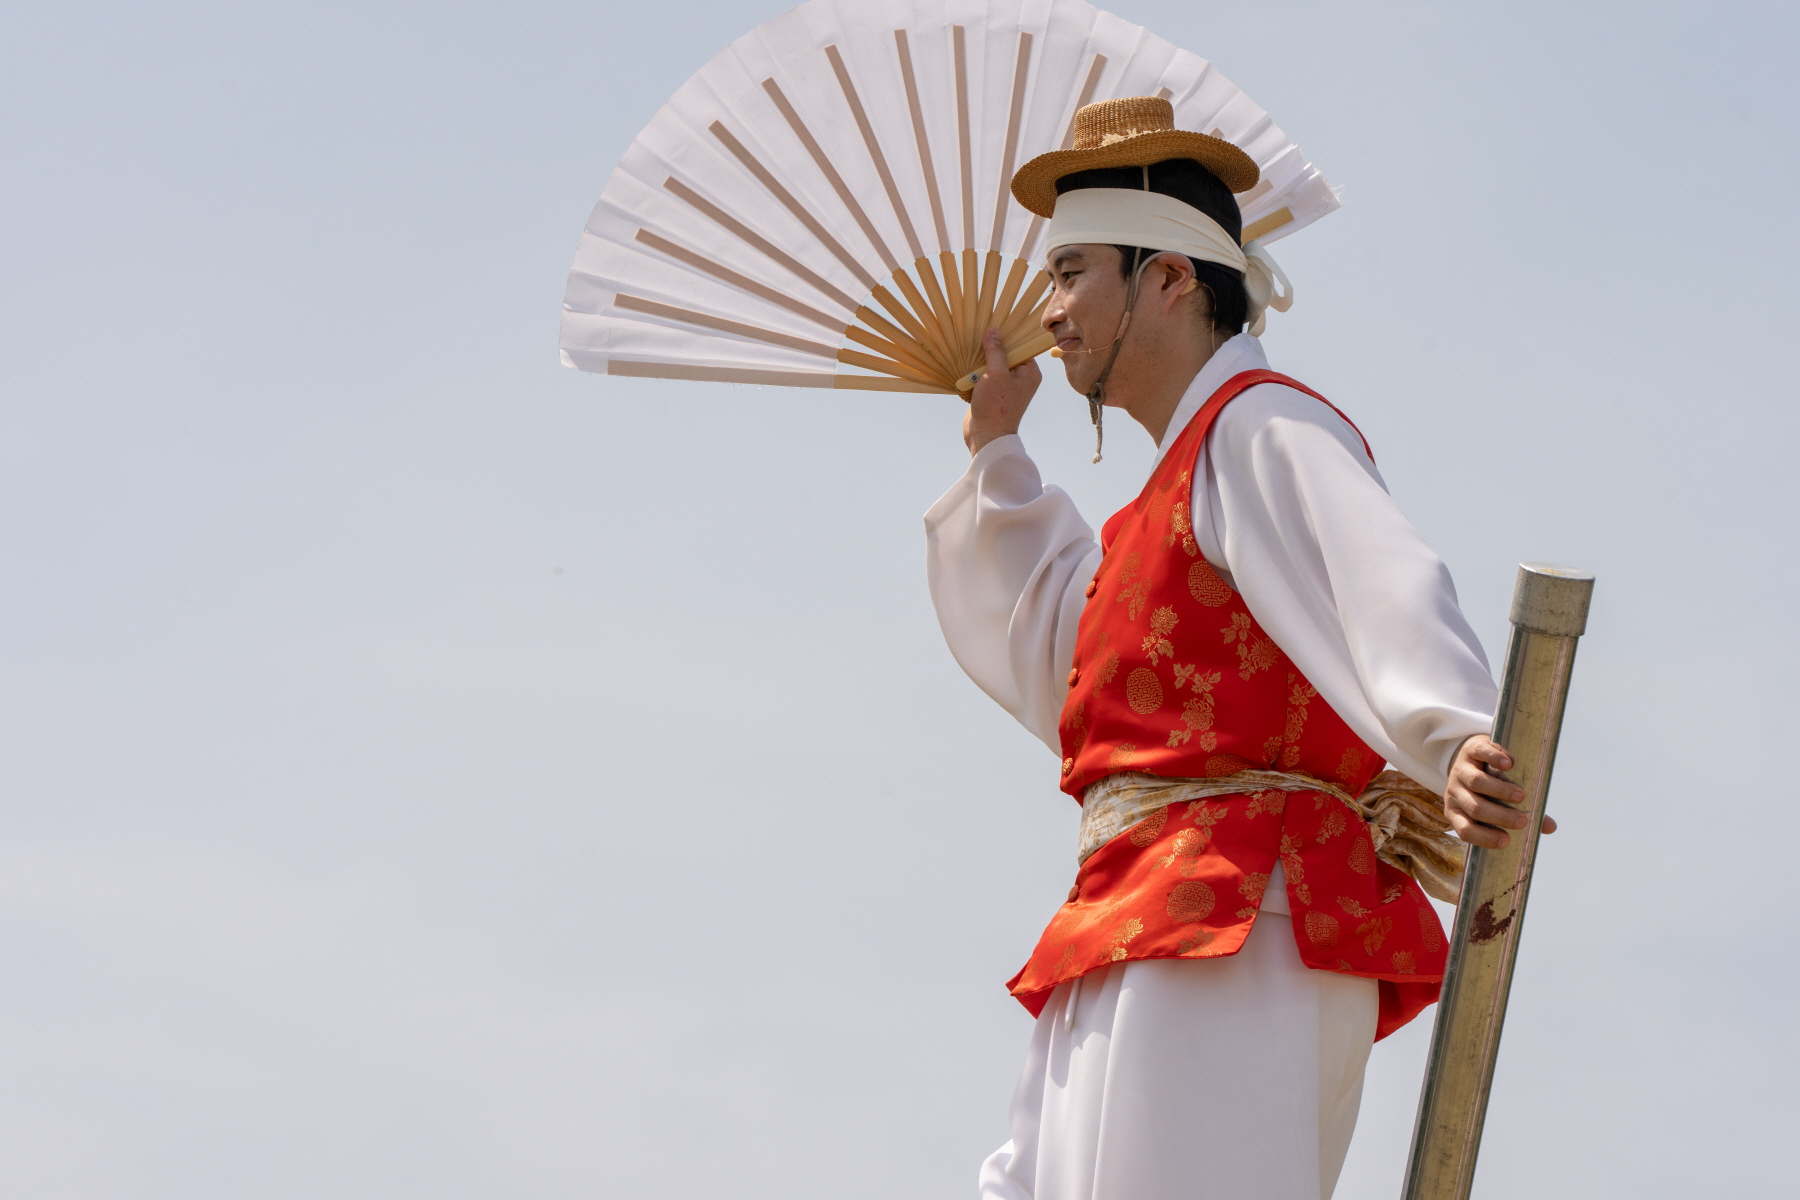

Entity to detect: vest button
[1067,667,1080,686]
[1085,579,1098,598]
[1061,757,1074,776]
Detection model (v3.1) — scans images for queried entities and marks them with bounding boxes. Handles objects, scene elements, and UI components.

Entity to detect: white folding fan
[560,0,1338,396]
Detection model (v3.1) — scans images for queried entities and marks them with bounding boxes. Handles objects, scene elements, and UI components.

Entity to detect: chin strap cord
[1082,166,1161,464]
[1084,244,1144,463]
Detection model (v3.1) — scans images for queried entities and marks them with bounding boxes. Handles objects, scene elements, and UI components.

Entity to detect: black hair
[1053,158,1248,335]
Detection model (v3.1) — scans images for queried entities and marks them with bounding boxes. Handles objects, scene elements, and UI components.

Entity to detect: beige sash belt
[1077,769,1467,903]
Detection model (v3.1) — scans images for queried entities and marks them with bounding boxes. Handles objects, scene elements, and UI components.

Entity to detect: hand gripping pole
[1400,563,1595,1200]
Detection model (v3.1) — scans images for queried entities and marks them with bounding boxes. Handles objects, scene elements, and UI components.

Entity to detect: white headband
[1044,188,1293,336]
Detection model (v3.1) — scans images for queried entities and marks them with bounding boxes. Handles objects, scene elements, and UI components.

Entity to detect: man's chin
[1059,360,1095,394]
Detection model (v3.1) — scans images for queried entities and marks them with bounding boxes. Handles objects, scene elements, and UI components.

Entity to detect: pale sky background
[2,1,1795,1197]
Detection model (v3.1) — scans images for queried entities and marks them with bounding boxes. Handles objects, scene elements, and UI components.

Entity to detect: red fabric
[1014,371,1445,1040]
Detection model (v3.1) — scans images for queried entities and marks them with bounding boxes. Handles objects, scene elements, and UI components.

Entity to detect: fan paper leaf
[561,0,1339,395]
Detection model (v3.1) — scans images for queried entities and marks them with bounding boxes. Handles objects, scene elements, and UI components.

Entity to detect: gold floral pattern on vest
[1009,370,1448,1044]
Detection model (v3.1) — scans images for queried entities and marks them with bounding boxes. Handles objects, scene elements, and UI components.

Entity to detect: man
[924,98,1542,1200]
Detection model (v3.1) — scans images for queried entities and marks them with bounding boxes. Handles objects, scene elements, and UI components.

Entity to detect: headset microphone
[1047,274,1194,358]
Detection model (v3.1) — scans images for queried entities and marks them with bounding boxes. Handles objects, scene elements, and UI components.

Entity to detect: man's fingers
[1444,734,1559,847]
[1450,819,1510,850]
[1444,796,1512,848]
[1461,766,1526,808]
[1446,786,1526,830]
[1465,736,1514,772]
[1466,793,1529,831]
[981,327,1008,377]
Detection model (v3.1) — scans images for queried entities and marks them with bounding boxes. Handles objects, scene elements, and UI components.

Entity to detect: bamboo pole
[1400,562,1595,1200]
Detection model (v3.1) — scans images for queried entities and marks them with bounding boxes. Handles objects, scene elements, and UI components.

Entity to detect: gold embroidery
[1177,930,1217,954]
[1182,800,1229,839]
[1235,870,1271,918]
[1170,663,1219,693]
[1355,914,1393,953]
[1141,606,1178,662]
[1336,746,1368,784]
[1383,882,1404,905]
[1419,907,1444,952]
[1391,949,1416,975]
[1204,753,1255,777]
[1221,612,1280,679]
[1187,561,1232,606]
[1095,651,1120,693]
[1127,807,1169,847]
[1156,828,1207,875]
[1085,630,1120,696]
[1054,944,1077,978]
[1167,698,1219,749]
[1064,701,1087,761]
[1165,879,1216,923]
[1347,838,1375,876]
[1107,743,1140,770]
[1279,833,1314,905]
[1278,675,1318,770]
[1316,809,1347,843]
[1337,896,1371,918]
[1244,789,1285,818]
[1115,552,1148,620]
[1125,668,1163,714]
[1164,472,1198,556]
[1107,917,1145,961]
[1147,473,1178,528]
[1303,911,1340,947]
[1285,680,1317,724]
[1167,664,1220,748]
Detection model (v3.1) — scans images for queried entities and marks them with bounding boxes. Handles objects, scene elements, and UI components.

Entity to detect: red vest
[1008,371,1446,1041]
[1057,369,1381,798]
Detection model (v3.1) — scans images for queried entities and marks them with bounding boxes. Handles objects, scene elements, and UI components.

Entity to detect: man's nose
[1042,292,1065,331]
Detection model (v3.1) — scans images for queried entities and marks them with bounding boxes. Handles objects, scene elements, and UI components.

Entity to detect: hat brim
[1010,131,1260,219]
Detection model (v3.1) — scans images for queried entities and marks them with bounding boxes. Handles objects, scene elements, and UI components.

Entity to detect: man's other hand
[963,328,1042,455]
[1443,734,1558,849]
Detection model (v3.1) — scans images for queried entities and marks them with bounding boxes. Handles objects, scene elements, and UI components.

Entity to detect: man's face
[1041,244,1131,397]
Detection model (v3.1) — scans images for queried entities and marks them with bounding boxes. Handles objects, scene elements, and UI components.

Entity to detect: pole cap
[1510,563,1595,636]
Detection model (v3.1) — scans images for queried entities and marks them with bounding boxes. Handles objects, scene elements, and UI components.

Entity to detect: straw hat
[1010,97,1259,218]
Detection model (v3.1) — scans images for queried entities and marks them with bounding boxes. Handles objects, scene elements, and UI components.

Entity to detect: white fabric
[979,914,1376,1200]
[1238,241,1294,337]
[922,333,1496,792]
[1264,861,1291,916]
[1047,188,1248,271]
[1043,188,1294,335]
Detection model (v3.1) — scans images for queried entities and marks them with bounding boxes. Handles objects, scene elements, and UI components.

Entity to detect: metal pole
[1399,562,1595,1200]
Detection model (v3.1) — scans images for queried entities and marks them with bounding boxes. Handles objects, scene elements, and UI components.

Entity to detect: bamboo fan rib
[562,0,1341,395]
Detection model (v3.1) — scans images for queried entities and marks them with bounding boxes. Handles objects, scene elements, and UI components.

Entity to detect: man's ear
[1154,253,1197,314]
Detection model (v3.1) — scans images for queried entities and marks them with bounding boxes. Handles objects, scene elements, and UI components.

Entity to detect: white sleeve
[1195,385,1497,792]
[923,434,1103,754]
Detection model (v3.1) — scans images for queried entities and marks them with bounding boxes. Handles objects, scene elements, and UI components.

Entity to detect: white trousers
[978,912,1379,1200]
